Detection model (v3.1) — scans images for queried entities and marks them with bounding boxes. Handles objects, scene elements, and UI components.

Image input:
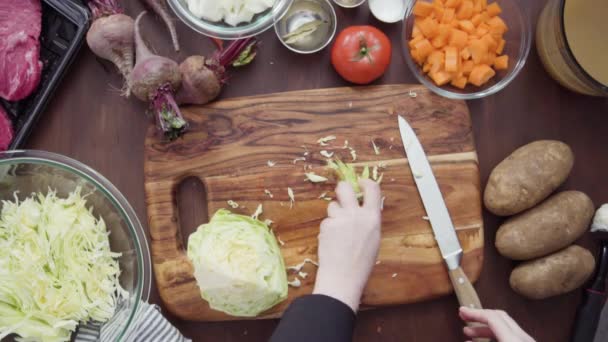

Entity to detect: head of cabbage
[187,209,288,317]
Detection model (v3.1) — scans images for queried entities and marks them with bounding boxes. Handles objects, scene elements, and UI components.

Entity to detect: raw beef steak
[0,0,43,101]
[0,105,14,150]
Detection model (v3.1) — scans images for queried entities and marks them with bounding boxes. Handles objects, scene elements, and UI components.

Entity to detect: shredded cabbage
[0,189,125,342]
[187,209,287,317]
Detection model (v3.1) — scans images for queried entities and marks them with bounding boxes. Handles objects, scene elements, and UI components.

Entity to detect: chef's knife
[398,115,488,340]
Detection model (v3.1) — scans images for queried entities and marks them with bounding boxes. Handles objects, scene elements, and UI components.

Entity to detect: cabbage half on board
[187,209,288,317]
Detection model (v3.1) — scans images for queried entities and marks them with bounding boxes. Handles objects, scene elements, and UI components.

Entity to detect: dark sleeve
[269,294,356,342]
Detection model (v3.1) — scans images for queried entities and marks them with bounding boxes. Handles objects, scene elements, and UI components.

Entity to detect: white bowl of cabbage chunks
[0,150,151,342]
[168,0,294,39]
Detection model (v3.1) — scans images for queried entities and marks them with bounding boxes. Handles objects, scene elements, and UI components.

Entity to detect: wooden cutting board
[144,84,484,321]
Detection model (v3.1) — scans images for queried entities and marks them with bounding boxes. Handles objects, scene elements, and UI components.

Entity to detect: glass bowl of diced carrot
[402,0,531,99]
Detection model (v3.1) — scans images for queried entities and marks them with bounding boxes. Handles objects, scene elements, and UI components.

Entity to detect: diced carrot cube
[438,23,451,36]
[469,39,488,64]
[412,49,426,65]
[461,47,471,60]
[428,50,445,73]
[431,35,448,48]
[419,16,440,38]
[486,2,502,16]
[408,35,424,49]
[430,24,450,48]
[430,70,453,86]
[468,64,495,86]
[433,3,445,18]
[494,55,509,70]
[479,0,487,9]
[441,7,456,23]
[423,62,432,72]
[496,38,506,54]
[456,0,474,19]
[489,25,505,40]
[475,25,489,37]
[486,52,497,65]
[414,39,435,59]
[473,0,482,13]
[481,34,497,51]
[462,60,475,75]
[459,20,475,33]
[445,46,459,72]
[487,16,508,32]
[471,12,489,26]
[449,28,469,49]
[445,0,462,8]
[428,50,444,64]
[451,76,468,89]
[413,2,435,17]
[413,24,423,38]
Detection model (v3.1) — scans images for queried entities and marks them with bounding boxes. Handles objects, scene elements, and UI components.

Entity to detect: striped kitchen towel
[75,302,191,342]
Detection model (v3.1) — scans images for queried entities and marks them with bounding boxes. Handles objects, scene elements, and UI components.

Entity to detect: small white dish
[369,0,407,23]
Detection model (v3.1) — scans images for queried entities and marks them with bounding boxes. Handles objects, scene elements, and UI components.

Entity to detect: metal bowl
[168,0,294,40]
[274,0,337,54]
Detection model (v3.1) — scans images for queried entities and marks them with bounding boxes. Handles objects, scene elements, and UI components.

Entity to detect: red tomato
[331,26,392,85]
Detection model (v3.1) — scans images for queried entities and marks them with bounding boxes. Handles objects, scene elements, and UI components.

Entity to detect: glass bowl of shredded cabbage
[168,0,294,39]
[0,150,151,342]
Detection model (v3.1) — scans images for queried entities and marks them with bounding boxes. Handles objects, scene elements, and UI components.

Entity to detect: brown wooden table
[28,1,608,341]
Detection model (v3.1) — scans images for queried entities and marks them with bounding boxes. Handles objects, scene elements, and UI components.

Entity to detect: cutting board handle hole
[176,176,209,246]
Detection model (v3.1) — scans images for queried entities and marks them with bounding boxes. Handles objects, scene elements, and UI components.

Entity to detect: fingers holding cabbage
[187,209,288,317]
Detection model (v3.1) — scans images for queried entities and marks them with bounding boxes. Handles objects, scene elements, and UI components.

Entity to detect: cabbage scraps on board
[0,189,125,342]
[187,209,288,317]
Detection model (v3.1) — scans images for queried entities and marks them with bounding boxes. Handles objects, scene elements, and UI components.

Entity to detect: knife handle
[449,266,490,342]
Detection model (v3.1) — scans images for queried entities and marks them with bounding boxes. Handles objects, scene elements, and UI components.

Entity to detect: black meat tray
[0,0,89,149]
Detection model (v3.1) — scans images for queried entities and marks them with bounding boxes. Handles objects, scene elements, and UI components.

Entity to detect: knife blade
[398,115,485,318]
[398,115,462,270]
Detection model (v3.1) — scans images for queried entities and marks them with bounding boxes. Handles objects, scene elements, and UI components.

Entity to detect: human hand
[313,180,382,312]
[459,307,535,342]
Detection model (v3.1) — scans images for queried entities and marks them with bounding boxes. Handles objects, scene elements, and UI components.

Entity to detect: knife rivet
[458,277,464,284]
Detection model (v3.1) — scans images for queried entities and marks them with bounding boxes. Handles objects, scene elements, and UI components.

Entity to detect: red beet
[176,37,258,105]
[130,11,186,140]
[86,0,135,92]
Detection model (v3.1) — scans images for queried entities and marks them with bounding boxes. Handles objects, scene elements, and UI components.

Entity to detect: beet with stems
[176,37,258,105]
[130,11,186,140]
[140,0,180,52]
[86,0,135,91]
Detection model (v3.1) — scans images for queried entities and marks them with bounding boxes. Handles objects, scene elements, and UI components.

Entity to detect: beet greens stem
[219,37,258,67]
[88,0,123,18]
[153,84,188,140]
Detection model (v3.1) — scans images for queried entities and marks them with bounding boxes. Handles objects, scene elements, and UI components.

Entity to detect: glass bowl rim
[167,0,295,40]
[0,149,151,340]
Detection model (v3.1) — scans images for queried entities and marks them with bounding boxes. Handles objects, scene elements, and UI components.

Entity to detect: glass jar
[536,0,608,97]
